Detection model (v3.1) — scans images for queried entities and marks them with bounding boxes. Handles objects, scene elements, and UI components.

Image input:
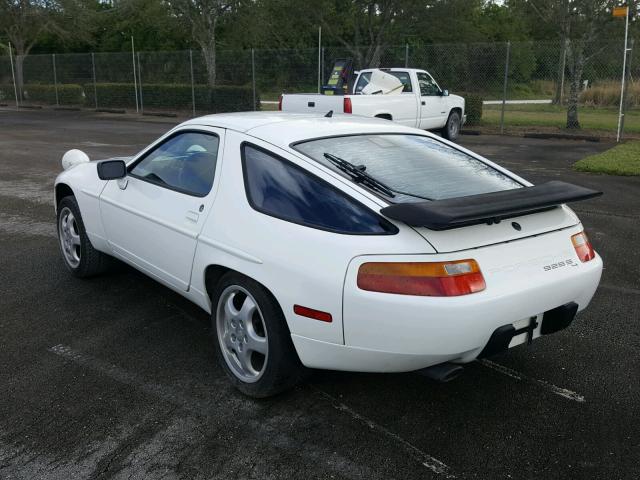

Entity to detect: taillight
[278,94,283,111]
[343,97,352,114]
[357,260,486,297]
[571,231,595,262]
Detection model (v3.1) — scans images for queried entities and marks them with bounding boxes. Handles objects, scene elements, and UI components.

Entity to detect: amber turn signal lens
[571,231,595,262]
[357,260,486,297]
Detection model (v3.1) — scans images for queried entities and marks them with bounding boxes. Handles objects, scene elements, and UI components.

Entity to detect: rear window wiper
[323,153,433,201]
[324,153,395,197]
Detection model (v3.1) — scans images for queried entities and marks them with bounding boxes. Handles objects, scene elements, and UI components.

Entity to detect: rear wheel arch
[375,113,393,121]
[204,265,291,334]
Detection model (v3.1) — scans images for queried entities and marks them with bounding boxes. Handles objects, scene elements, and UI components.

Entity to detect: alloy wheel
[216,285,269,383]
[59,207,81,268]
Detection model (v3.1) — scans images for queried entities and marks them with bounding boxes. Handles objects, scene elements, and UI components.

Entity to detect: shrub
[84,83,258,112]
[580,81,640,107]
[84,83,136,109]
[23,84,83,105]
[0,84,16,103]
[461,94,483,125]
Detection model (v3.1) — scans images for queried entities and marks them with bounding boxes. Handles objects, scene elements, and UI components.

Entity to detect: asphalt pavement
[0,109,638,479]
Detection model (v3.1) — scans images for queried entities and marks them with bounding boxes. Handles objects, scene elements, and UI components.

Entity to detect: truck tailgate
[280,94,343,114]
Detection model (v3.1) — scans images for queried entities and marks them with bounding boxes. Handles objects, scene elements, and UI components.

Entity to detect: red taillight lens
[278,94,283,111]
[343,97,352,114]
[571,231,595,262]
[357,260,486,297]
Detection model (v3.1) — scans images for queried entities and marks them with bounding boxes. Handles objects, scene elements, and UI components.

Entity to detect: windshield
[293,134,522,202]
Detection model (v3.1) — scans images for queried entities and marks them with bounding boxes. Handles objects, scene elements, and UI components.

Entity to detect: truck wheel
[442,110,461,141]
[57,195,111,277]
[212,272,306,398]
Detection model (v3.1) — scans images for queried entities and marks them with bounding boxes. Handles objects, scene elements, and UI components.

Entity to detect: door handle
[186,211,199,223]
[421,101,426,105]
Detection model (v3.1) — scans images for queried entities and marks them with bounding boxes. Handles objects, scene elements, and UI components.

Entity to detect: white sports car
[54,112,603,397]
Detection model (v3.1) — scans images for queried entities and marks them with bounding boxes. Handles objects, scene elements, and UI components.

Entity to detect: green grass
[574,141,640,176]
[482,104,640,133]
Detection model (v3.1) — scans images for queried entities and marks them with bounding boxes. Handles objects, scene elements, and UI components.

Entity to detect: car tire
[212,272,305,398]
[442,110,461,141]
[57,195,111,277]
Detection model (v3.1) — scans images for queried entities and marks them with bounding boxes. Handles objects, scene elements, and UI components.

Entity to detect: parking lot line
[312,386,455,478]
[46,344,395,479]
[478,359,585,402]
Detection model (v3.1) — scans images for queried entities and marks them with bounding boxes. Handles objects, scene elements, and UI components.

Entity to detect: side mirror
[97,160,127,180]
[441,89,449,97]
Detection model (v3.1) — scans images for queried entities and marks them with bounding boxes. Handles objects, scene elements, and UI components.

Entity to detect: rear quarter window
[241,144,397,235]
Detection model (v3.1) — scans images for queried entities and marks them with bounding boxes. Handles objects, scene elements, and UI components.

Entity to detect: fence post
[499,41,511,134]
[405,43,409,68]
[189,49,196,117]
[321,47,325,84]
[317,26,322,94]
[137,51,143,113]
[91,53,98,109]
[52,54,59,106]
[251,48,256,111]
[558,39,568,105]
[8,42,19,110]
[131,36,139,113]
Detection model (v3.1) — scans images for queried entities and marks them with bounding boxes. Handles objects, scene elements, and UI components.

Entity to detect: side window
[417,72,440,96]
[389,71,412,92]
[354,72,372,93]
[130,131,219,196]
[242,145,397,235]
[355,71,412,93]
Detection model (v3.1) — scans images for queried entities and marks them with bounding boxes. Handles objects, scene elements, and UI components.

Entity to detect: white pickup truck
[279,68,466,140]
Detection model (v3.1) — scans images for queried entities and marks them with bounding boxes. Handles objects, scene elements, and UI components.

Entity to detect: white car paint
[54,112,602,373]
[280,68,465,131]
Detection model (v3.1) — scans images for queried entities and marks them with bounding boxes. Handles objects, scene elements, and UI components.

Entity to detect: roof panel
[180,112,423,146]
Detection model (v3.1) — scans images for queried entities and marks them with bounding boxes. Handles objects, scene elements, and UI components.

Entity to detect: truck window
[354,71,413,94]
[293,134,522,202]
[417,72,440,96]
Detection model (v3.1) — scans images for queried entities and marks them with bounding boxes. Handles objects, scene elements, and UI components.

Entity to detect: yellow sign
[613,6,628,17]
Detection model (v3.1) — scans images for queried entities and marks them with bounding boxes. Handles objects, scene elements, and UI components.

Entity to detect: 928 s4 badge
[543,259,579,271]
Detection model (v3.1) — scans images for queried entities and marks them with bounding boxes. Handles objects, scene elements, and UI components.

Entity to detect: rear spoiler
[380,181,602,231]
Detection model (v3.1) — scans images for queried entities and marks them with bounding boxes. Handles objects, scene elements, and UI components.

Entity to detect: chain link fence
[0,40,635,138]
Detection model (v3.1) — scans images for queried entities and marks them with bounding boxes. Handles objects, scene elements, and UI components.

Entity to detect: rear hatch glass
[293,134,579,251]
[294,134,522,202]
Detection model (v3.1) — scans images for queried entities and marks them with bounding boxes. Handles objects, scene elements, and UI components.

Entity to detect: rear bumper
[293,228,603,372]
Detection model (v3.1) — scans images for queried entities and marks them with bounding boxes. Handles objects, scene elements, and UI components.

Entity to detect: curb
[524,132,601,142]
[95,108,126,114]
[142,111,178,118]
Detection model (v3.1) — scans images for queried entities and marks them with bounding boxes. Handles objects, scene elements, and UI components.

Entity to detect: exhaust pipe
[417,362,464,383]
